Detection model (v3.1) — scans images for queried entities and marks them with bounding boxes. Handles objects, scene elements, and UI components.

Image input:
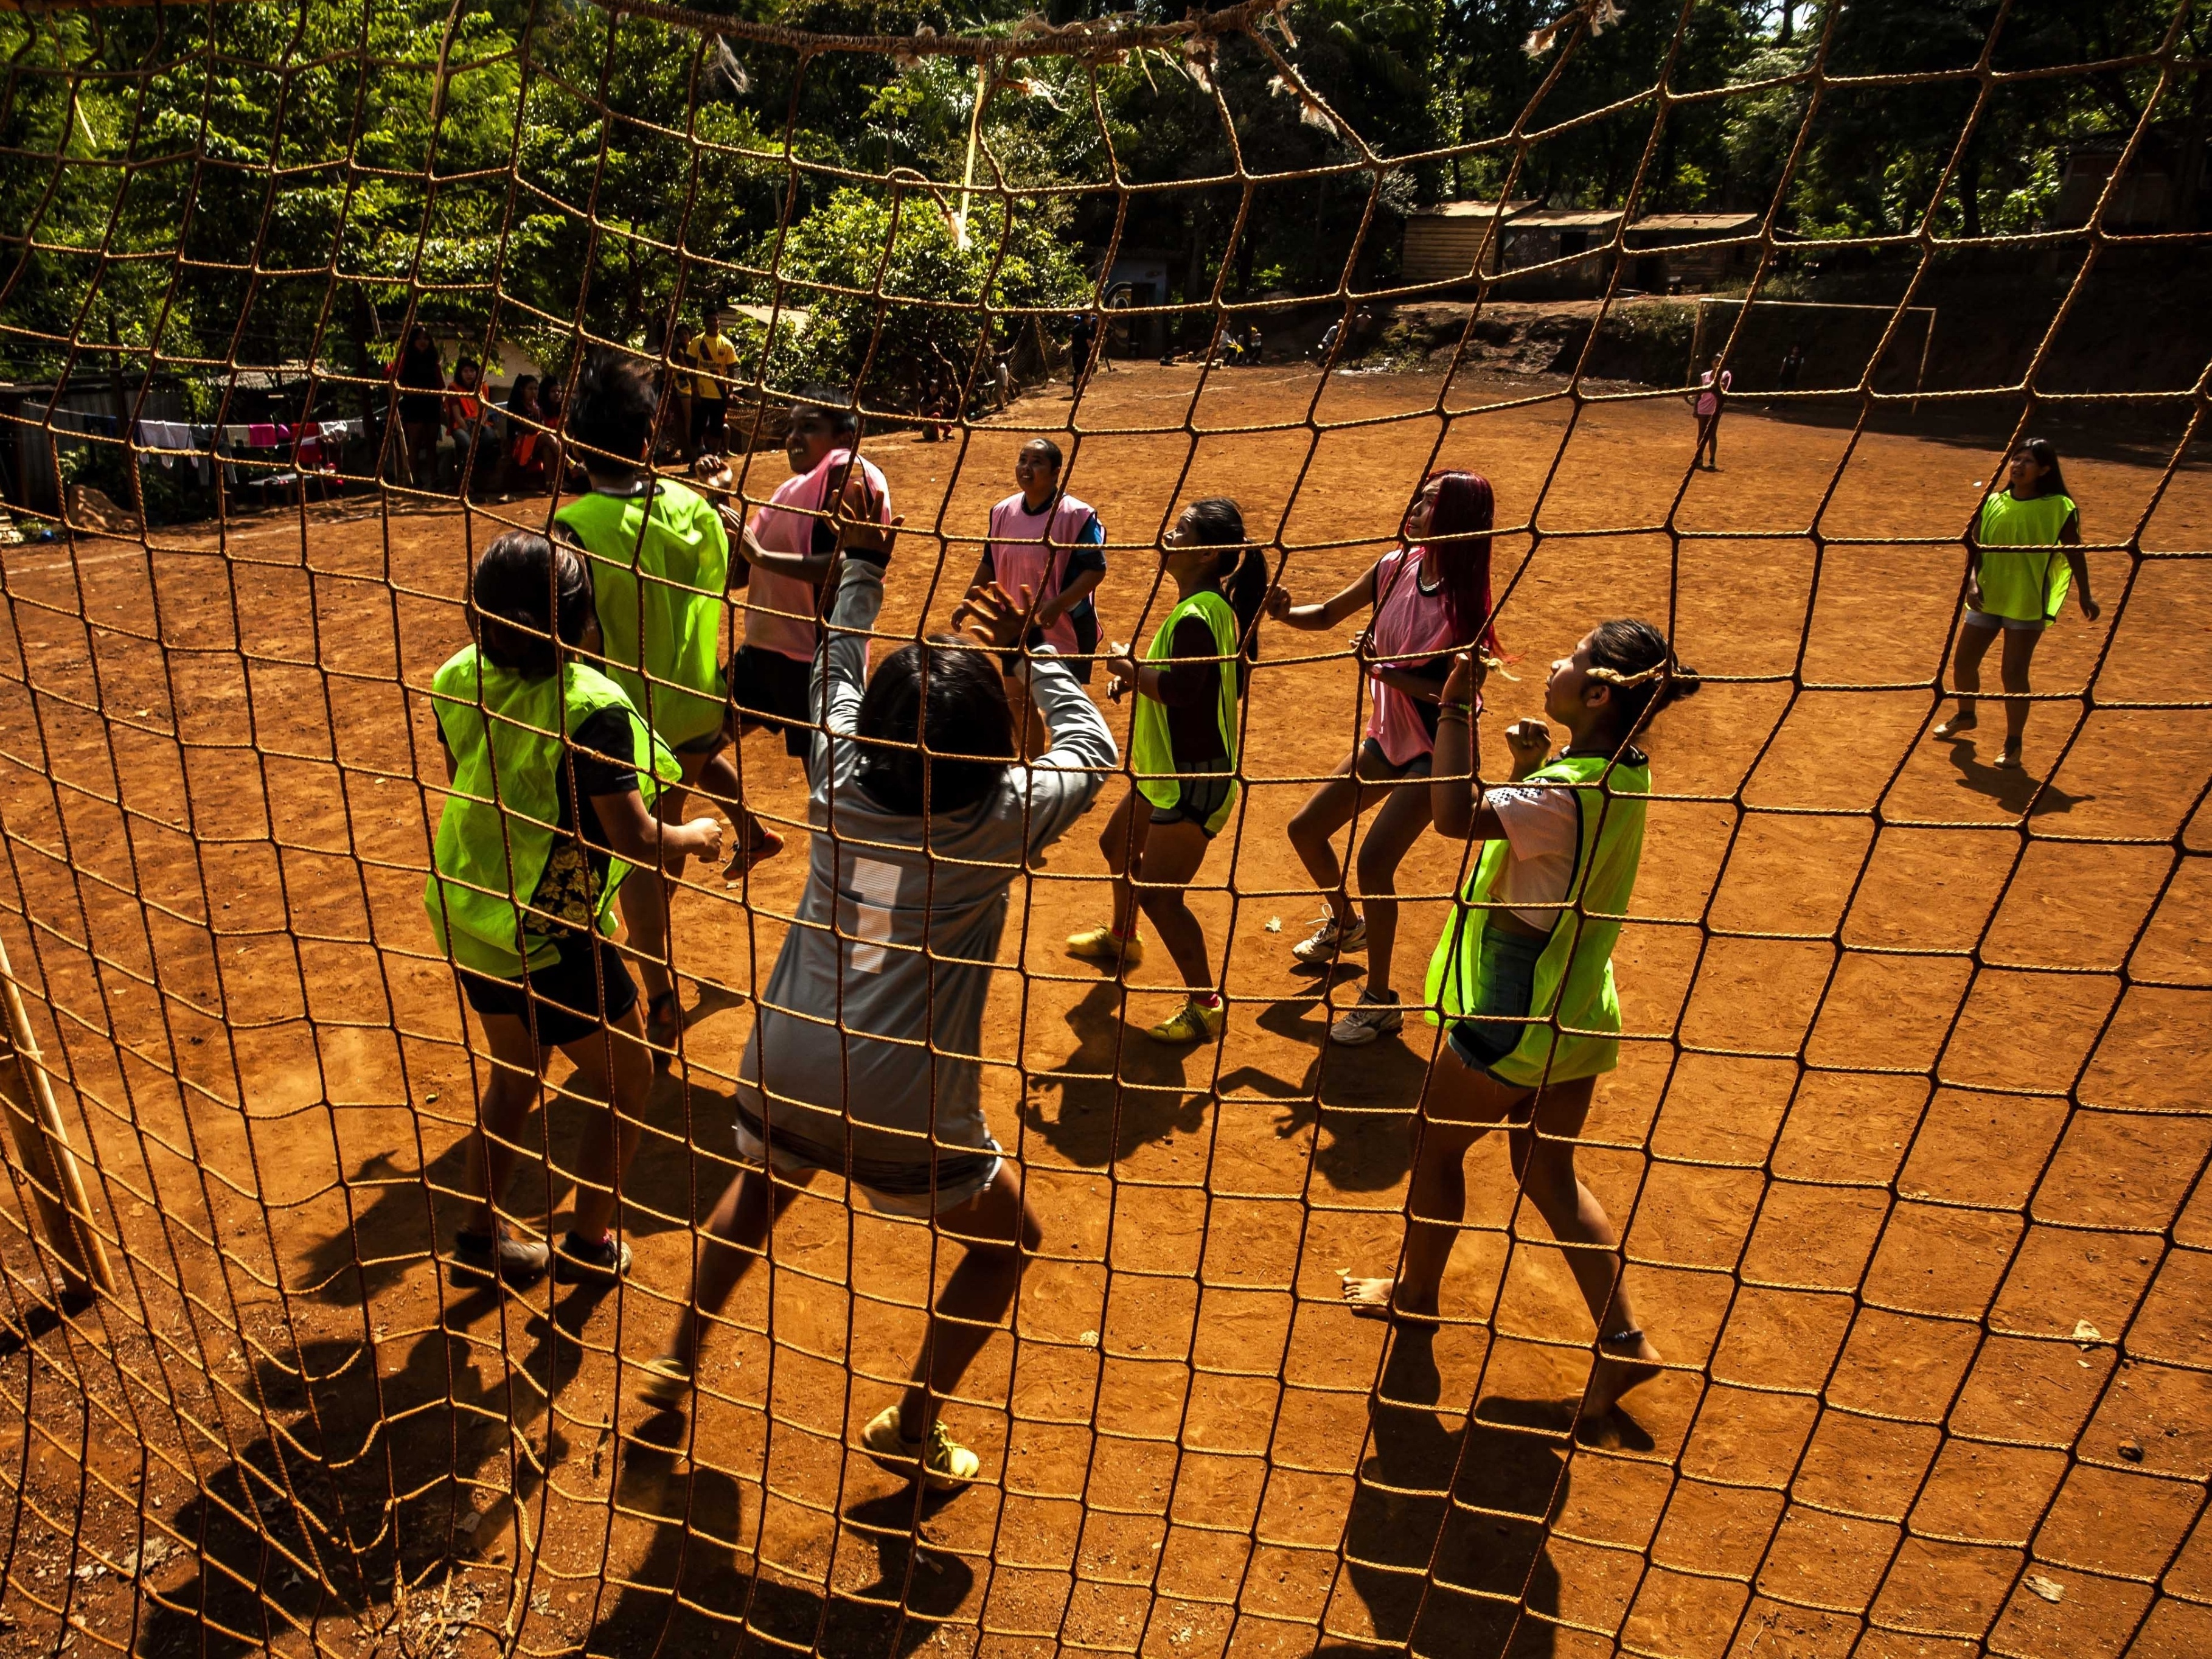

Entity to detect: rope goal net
[0,2,2208,1657]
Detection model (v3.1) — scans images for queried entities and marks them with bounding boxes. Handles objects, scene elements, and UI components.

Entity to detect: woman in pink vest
[727,398,892,763]
[1265,470,1501,1045]
[966,437,1105,754]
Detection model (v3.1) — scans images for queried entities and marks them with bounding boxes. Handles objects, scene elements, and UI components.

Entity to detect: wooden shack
[1622,213,1761,292]
[1400,200,1534,285]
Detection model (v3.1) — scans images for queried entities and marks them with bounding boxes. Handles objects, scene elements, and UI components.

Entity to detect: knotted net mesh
[1,1,2210,1656]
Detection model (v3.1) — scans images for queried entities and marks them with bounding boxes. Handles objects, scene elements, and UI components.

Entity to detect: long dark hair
[1586,617,1702,742]
[471,530,593,678]
[2012,437,2069,501]
[854,635,1016,815]
[1181,496,1264,686]
[1416,470,1499,653]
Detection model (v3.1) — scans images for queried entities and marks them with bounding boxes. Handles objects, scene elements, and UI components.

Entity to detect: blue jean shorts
[1445,924,1548,1081]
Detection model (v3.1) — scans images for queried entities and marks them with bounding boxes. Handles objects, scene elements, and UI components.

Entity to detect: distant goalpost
[1688,294,1939,405]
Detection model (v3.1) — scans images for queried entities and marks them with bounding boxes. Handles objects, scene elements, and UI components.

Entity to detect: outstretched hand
[951,580,1037,651]
[1264,584,1293,622]
[838,510,903,565]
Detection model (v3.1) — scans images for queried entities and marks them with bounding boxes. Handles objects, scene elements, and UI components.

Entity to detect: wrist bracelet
[1436,706,1472,726]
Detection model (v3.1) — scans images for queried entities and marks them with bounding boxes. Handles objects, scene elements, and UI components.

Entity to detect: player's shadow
[133,1292,607,1658]
[1019,978,1217,1163]
[589,1427,966,1656]
[1320,1334,1570,1659]
[298,1066,706,1308]
[1938,734,2089,816]
[1210,984,1428,1195]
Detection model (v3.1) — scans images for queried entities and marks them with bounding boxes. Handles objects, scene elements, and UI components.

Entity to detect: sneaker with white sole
[1292,912,1366,967]
[1330,989,1403,1046]
[554,1231,633,1284]
[861,1404,981,1489]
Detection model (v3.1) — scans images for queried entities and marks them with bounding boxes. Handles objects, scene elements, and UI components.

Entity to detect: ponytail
[1585,617,1701,740]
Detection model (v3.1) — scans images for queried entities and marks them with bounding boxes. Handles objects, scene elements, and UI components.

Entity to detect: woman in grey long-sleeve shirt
[641,549,1116,1492]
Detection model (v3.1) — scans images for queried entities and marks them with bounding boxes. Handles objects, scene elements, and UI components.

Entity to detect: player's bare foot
[1584,1328,1663,1418]
[1341,1275,1438,1323]
[1932,713,1976,739]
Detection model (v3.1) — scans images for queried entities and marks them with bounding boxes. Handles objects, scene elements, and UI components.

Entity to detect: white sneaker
[1292,913,1366,967]
[1330,990,1403,1046]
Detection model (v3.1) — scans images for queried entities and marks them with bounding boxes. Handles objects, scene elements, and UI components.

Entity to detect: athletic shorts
[1357,737,1433,780]
[690,399,728,449]
[673,725,728,762]
[729,644,816,757]
[1963,609,2047,635]
[1149,756,1235,837]
[731,1091,1001,1219]
[1445,924,1548,1083]
[459,934,638,1051]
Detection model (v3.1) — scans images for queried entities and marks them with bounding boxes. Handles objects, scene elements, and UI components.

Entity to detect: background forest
[0,0,2203,406]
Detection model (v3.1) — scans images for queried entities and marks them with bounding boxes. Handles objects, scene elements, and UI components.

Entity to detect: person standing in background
[391,324,446,489]
[684,309,739,461]
[1690,353,1731,471]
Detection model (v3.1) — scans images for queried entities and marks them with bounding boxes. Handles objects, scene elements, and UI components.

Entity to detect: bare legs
[1694,414,1720,469]
[1285,748,1435,995]
[660,1160,1041,1441]
[1940,617,2039,766]
[1099,789,1215,993]
[1341,1043,1661,1418]
[461,1002,654,1243]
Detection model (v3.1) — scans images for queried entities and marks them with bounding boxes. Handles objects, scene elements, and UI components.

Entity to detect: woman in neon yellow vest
[425,532,723,1286]
[1069,499,1267,1044]
[554,352,778,1065]
[1341,619,1700,1435]
[1935,438,2099,770]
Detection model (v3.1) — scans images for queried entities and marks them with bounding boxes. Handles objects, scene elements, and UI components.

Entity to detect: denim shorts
[1445,924,1548,1080]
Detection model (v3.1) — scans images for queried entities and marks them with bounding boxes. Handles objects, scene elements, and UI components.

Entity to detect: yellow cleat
[1147,996,1225,1045]
[1066,924,1143,967]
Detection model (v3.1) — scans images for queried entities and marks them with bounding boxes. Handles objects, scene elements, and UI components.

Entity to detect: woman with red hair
[1266,471,1500,1045]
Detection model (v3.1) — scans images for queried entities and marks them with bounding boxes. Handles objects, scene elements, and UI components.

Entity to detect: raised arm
[1428,651,1548,842]
[1264,562,1379,632]
[955,581,1117,849]
[815,547,891,740]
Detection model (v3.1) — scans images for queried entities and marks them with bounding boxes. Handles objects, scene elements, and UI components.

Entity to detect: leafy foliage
[0,0,2202,397]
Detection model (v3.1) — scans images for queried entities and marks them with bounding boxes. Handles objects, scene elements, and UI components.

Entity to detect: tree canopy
[0,0,2199,400]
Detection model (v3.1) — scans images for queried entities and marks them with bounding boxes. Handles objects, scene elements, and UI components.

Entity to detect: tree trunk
[1778,2,1793,46]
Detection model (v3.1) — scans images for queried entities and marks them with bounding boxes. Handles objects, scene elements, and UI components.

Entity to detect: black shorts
[1445,924,1547,1081]
[1357,737,1433,779]
[729,644,816,758]
[691,399,728,448]
[1147,757,1235,837]
[459,933,638,1051]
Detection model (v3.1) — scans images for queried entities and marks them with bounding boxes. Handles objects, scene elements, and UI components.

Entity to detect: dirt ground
[0,360,2208,1659]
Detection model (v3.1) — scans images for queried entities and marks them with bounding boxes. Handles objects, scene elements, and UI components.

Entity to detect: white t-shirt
[1486,784,1581,927]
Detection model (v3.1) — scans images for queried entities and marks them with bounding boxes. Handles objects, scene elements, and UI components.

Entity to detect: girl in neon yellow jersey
[1935,438,2099,770]
[1069,499,1267,1045]
[426,532,724,1285]
[1343,619,1699,1436]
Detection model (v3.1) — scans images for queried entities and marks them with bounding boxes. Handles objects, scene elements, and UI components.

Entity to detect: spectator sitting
[503,374,549,495]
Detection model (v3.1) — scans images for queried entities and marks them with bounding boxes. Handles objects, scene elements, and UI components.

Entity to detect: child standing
[636,552,1117,1493]
[554,352,771,1063]
[728,397,892,766]
[967,437,1106,754]
[1267,470,1500,1045]
[426,532,723,1284]
[1341,621,1698,1433]
[1067,498,1266,1045]
[1935,438,2098,770]
[1690,353,1730,471]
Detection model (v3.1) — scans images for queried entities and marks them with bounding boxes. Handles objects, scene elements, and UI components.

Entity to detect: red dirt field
[0,360,2208,1659]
